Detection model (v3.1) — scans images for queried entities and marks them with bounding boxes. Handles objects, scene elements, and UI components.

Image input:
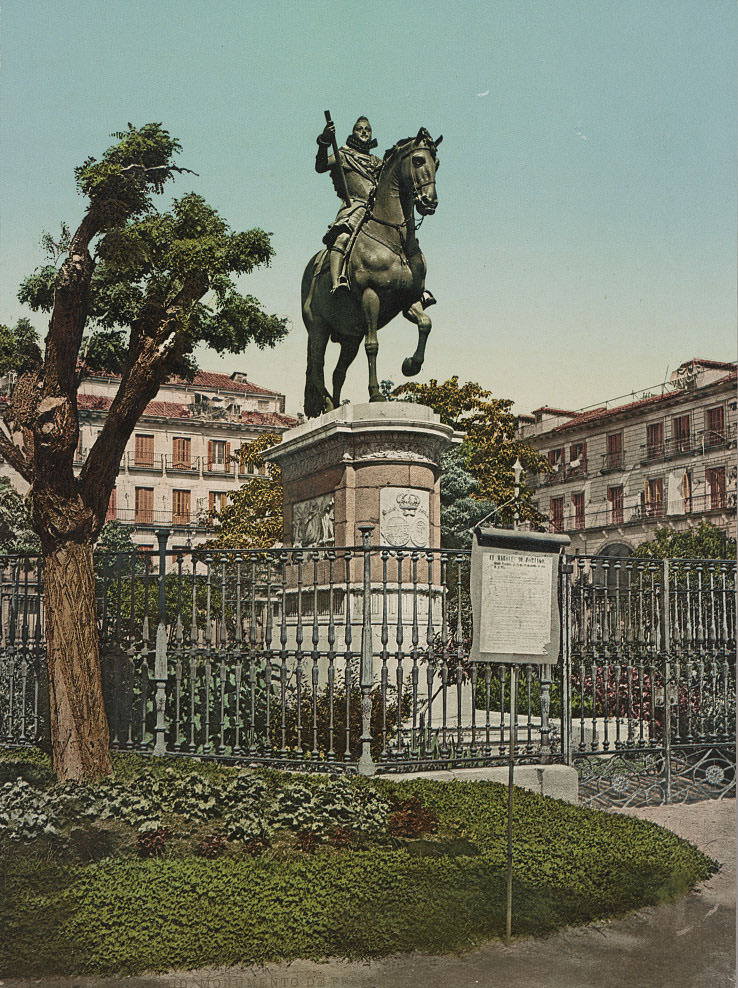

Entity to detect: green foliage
[395,376,548,531]
[634,520,736,560]
[0,479,41,554]
[17,123,287,388]
[207,433,284,549]
[440,446,497,548]
[0,318,42,375]
[0,753,716,977]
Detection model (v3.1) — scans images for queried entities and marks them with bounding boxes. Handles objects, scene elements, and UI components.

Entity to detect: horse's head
[388,128,442,217]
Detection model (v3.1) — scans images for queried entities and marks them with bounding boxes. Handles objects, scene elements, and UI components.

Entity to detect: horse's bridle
[369,137,439,235]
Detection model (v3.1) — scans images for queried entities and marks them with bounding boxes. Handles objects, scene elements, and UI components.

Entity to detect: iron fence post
[357,523,376,775]
[153,528,170,756]
[662,558,672,801]
[560,554,573,765]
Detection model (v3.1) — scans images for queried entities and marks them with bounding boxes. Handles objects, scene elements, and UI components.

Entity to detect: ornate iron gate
[564,555,736,807]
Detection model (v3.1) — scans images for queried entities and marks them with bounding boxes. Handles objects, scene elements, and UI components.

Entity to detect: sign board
[470,526,570,664]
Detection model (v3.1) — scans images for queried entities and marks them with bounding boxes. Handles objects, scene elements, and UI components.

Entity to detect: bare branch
[0,420,32,482]
[118,163,199,178]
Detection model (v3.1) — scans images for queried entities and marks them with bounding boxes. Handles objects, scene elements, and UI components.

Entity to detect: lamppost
[513,458,523,530]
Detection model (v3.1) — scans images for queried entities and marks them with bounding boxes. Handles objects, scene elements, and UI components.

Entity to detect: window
[135,487,154,523]
[209,491,228,514]
[646,422,663,460]
[172,490,191,525]
[672,415,690,453]
[549,497,564,533]
[568,441,586,476]
[134,434,155,467]
[605,433,623,470]
[705,406,725,448]
[572,492,585,530]
[607,486,623,525]
[137,544,154,572]
[547,448,564,482]
[172,437,191,468]
[646,478,664,517]
[706,467,726,510]
[207,439,231,472]
[105,489,117,522]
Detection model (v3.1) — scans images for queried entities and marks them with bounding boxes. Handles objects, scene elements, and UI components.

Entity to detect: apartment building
[0,370,298,549]
[516,359,736,556]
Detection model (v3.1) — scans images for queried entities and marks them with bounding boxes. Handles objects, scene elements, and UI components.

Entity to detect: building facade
[0,370,297,549]
[516,359,736,555]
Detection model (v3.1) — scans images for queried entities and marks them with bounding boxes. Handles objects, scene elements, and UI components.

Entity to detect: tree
[207,433,284,548]
[2,124,287,780]
[633,521,736,560]
[0,318,43,376]
[439,447,497,548]
[395,376,549,529]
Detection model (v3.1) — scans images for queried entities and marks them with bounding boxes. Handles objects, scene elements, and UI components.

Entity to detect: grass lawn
[0,747,716,977]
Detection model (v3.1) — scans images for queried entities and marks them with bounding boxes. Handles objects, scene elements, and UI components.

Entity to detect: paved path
[5,799,735,988]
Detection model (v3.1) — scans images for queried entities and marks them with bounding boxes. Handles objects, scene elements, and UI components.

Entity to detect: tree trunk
[43,540,112,780]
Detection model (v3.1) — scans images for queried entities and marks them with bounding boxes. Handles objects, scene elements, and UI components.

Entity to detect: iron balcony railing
[110,508,213,529]
[164,454,201,474]
[549,490,735,534]
[600,451,624,473]
[641,425,737,464]
[126,452,163,473]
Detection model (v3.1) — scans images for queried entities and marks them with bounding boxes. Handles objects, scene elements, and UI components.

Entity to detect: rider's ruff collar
[346,133,378,152]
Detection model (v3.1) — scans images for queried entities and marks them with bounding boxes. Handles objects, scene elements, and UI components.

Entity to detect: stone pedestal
[264,402,457,549]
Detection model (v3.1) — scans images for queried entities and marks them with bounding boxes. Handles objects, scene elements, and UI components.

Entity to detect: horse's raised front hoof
[402,357,422,377]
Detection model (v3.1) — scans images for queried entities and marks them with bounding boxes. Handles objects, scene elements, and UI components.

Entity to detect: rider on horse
[316,116,436,306]
[315,116,382,294]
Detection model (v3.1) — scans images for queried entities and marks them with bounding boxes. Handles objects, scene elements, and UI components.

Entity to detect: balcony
[203,460,235,477]
[640,425,736,464]
[112,508,213,530]
[600,452,624,473]
[164,454,200,475]
[127,452,163,474]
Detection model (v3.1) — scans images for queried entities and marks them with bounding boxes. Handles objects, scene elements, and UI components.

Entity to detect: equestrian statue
[302,112,442,418]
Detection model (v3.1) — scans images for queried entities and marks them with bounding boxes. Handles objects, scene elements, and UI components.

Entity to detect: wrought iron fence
[0,534,735,801]
[566,554,736,805]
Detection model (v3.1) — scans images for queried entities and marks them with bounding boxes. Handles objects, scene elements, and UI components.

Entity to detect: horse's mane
[382,128,438,166]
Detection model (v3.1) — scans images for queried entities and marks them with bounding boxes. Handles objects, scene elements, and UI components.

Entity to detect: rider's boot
[329,242,350,294]
[421,290,436,309]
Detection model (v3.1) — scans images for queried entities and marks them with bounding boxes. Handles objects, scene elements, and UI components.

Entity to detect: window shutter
[207,440,213,471]
[209,492,215,513]
[106,489,117,522]
[225,442,231,473]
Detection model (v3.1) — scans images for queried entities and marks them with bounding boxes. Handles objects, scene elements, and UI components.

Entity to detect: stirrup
[421,290,436,309]
[331,276,350,295]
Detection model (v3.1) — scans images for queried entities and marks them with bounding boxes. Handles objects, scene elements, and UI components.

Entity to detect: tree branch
[0,419,32,482]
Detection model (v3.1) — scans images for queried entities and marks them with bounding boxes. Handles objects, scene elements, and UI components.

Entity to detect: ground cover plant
[0,746,716,977]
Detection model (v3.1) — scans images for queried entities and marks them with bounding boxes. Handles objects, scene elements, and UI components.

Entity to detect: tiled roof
[174,371,279,396]
[531,406,576,417]
[550,370,737,434]
[683,359,737,371]
[81,369,281,397]
[77,393,296,428]
[241,410,298,428]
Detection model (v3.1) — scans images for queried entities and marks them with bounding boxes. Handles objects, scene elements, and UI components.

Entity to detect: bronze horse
[301,128,441,417]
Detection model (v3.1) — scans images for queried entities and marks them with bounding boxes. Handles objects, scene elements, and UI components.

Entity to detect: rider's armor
[321,141,382,248]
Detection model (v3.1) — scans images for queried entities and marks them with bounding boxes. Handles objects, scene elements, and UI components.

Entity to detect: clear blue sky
[1,0,735,416]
